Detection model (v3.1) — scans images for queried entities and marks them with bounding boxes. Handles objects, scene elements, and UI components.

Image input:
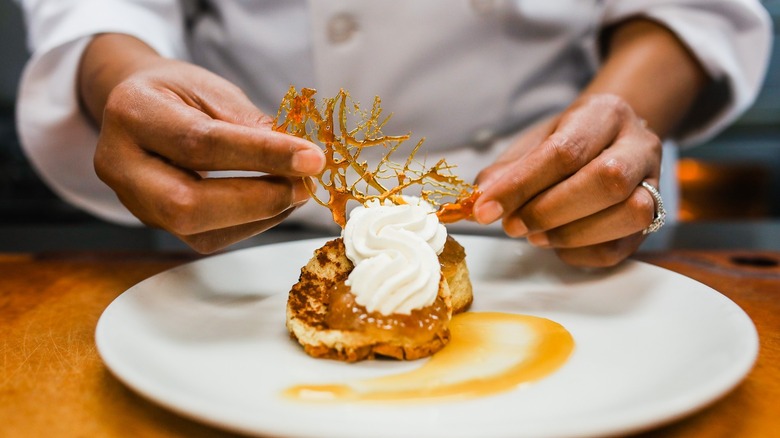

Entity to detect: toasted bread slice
[286,237,472,362]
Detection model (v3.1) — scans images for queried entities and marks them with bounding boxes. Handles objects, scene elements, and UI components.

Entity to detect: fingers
[474,95,631,224]
[162,113,324,175]
[104,76,325,176]
[95,60,324,253]
[145,175,309,236]
[553,233,646,268]
[523,183,657,249]
[96,139,310,237]
[471,94,664,268]
[175,209,297,254]
[503,119,661,237]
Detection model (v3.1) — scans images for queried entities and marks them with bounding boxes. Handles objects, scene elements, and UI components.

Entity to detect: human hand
[82,36,324,253]
[473,94,662,267]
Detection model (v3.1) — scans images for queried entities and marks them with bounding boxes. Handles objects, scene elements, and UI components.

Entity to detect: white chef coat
[15,0,773,234]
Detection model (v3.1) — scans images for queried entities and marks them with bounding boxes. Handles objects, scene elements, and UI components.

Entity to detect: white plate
[96,236,758,438]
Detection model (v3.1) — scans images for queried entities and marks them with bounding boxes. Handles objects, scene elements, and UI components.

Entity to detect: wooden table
[1,249,778,437]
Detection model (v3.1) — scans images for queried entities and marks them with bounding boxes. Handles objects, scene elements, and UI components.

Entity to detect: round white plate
[96,235,758,438]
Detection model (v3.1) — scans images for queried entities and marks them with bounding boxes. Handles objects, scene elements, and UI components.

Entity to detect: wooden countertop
[1,249,778,437]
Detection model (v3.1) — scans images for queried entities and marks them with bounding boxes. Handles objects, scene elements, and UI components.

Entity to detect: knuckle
[103,86,132,123]
[264,178,296,213]
[546,132,587,175]
[253,113,275,129]
[591,93,630,117]
[104,79,149,124]
[158,184,202,235]
[102,94,123,121]
[628,189,655,227]
[179,121,217,168]
[498,174,530,210]
[596,158,634,201]
[645,130,663,155]
[93,137,127,188]
[520,203,546,230]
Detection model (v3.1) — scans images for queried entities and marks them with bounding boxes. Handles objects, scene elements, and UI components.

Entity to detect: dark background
[1,1,779,251]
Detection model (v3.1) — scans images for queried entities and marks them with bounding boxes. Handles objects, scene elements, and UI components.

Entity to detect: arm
[474,19,709,267]
[586,19,709,138]
[78,34,325,252]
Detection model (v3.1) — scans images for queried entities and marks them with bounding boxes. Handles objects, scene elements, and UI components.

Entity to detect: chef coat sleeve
[602,0,773,146]
[14,0,187,225]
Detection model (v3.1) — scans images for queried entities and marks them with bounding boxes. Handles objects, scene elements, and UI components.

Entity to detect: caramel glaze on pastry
[286,236,472,362]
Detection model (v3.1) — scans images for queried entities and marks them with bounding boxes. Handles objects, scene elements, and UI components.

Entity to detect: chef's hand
[79,34,325,253]
[472,18,711,268]
[473,94,662,267]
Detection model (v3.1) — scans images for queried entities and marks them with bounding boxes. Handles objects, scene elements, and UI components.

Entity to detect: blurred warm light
[678,205,696,222]
[678,159,708,184]
[677,158,770,222]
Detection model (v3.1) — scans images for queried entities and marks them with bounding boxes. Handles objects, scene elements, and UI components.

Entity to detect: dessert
[286,199,472,361]
[276,87,477,362]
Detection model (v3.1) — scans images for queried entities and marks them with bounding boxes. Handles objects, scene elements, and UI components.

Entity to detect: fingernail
[292,179,312,206]
[475,200,504,224]
[292,147,325,174]
[527,232,549,247]
[506,217,529,237]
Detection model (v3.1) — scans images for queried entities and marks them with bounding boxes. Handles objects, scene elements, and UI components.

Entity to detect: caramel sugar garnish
[273,86,479,227]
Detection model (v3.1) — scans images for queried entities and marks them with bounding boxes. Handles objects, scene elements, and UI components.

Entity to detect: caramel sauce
[273,87,478,227]
[326,283,450,345]
[284,312,574,402]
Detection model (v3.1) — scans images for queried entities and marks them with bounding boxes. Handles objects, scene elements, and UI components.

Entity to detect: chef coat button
[327,13,359,44]
[472,128,495,149]
[470,0,496,16]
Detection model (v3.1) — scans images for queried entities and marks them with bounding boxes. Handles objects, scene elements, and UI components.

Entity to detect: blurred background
[1,1,779,252]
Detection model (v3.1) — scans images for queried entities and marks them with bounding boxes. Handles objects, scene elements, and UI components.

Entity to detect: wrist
[78,33,162,125]
[585,19,709,139]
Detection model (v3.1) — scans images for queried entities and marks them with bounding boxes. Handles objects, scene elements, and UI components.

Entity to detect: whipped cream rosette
[343,196,447,315]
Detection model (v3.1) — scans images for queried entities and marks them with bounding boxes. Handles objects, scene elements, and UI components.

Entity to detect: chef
[14,0,772,266]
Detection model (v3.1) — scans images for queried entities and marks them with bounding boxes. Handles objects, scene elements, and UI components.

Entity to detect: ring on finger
[640,181,666,235]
